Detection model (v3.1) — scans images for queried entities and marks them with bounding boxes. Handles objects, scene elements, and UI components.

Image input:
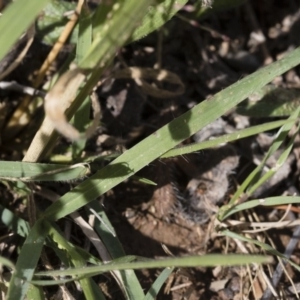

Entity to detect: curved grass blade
[0,255,15,271]
[43,46,300,222]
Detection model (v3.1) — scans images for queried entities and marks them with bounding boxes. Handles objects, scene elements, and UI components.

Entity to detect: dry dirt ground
[2,0,300,299]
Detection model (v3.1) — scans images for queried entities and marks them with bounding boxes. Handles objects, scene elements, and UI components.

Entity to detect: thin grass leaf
[221,106,300,212]
[219,196,300,220]
[161,119,294,158]
[0,0,50,62]
[72,7,93,158]
[0,205,29,237]
[0,204,103,265]
[34,254,272,279]
[0,161,90,182]
[144,267,174,300]
[43,46,300,222]
[6,220,47,300]
[0,204,104,298]
[45,221,104,299]
[87,201,145,299]
[222,229,300,272]
[247,121,300,195]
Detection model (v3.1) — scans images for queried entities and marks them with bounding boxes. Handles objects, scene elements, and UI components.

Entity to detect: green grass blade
[236,86,300,117]
[222,107,300,209]
[6,220,47,300]
[161,119,294,158]
[0,205,29,237]
[0,0,50,62]
[0,161,90,181]
[144,267,174,300]
[34,254,272,278]
[26,284,44,300]
[76,7,92,65]
[0,256,15,271]
[220,196,300,220]
[87,202,122,258]
[247,121,300,195]
[45,221,104,299]
[87,201,145,299]
[72,7,93,158]
[43,46,300,222]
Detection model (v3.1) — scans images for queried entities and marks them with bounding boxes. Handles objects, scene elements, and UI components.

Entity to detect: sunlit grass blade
[222,229,300,272]
[144,267,174,300]
[43,46,300,222]
[161,119,294,158]
[34,254,272,279]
